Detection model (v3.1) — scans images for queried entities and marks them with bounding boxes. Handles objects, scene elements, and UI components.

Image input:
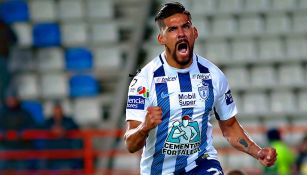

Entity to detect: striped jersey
[126,52,238,175]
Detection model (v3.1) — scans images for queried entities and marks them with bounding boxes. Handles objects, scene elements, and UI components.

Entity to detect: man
[124,2,277,175]
[43,102,83,169]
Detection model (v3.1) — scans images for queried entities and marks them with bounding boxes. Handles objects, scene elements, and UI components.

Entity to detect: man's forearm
[226,130,262,159]
[124,123,149,153]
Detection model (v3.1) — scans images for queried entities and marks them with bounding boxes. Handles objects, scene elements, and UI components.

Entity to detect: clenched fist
[257,147,277,167]
[143,106,162,132]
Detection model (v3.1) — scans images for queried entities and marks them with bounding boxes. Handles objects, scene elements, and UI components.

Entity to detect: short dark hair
[154,2,191,29]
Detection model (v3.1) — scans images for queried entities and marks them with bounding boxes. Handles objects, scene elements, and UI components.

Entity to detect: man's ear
[194,27,198,40]
[157,33,165,45]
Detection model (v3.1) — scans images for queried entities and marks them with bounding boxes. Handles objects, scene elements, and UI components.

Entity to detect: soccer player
[124,2,277,175]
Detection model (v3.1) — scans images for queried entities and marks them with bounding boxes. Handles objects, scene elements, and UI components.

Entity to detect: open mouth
[177,41,188,54]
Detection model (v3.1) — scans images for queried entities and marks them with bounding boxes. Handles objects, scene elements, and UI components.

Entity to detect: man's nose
[177,28,186,37]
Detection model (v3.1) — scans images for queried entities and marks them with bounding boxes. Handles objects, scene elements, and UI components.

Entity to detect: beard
[166,40,194,67]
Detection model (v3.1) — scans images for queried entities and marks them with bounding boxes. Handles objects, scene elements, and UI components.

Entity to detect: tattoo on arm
[239,138,248,149]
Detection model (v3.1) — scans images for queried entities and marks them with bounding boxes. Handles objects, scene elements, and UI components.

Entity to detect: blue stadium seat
[21,100,44,126]
[0,0,29,23]
[33,23,61,47]
[65,48,93,71]
[69,74,99,97]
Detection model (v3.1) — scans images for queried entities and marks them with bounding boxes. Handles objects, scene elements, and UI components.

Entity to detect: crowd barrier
[0,125,305,175]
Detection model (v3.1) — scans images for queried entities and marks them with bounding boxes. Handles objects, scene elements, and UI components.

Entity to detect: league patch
[127,96,145,110]
[137,86,149,98]
[225,89,234,105]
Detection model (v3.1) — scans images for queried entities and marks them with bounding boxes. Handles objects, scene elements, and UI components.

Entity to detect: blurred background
[0,0,306,174]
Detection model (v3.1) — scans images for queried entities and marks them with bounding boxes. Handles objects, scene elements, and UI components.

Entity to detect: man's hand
[142,106,162,132]
[257,147,277,167]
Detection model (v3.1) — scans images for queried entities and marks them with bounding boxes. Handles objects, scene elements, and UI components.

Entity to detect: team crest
[198,80,209,100]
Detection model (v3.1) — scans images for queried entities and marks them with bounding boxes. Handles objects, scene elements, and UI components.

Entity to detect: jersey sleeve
[125,75,150,122]
[214,71,238,121]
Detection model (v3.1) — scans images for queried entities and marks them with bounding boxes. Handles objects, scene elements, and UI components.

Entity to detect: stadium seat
[15,73,40,99]
[12,22,32,47]
[250,65,277,88]
[191,0,215,16]
[223,66,250,89]
[9,48,34,72]
[238,14,264,35]
[265,13,291,34]
[293,12,307,32]
[192,17,209,39]
[242,92,269,115]
[298,90,307,113]
[144,43,163,63]
[86,0,114,19]
[278,63,305,87]
[270,90,296,114]
[58,0,84,21]
[216,0,242,13]
[65,47,93,71]
[286,36,307,59]
[259,37,284,60]
[205,39,230,63]
[244,0,269,12]
[211,16,237,36]
[69,74,99,97]
[94,47,122,69]
[0,0,29,23]
[61,22,88,46]
[90,22,119,44]
[73,97,102,126]
[33,23,61,47]
[271,0,297,10]
[231,38,257,61]
[40,72,68,99]
[21,100,44,125]
[37,47,64,71]
[29,0,56,22]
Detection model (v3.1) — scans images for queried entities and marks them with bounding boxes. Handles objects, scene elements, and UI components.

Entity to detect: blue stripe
[175,72,193,172]
[197,61,214,157]
[151,65,170,175]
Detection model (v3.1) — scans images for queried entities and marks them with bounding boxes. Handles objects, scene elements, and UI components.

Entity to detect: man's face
[158,13,198,68]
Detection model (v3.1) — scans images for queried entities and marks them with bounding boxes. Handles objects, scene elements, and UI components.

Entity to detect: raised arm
[124,106,162,153]
[218,116,277,167]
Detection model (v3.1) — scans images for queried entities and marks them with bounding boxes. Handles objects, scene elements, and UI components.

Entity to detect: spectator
[226,169,246,175]
[0,18,17,102]
[264,128,296,175]
[43,101,83,169]
[0,93,36,170]
[295,135,307,175]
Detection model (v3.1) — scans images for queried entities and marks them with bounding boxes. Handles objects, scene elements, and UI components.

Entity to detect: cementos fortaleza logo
[127,96,145,110]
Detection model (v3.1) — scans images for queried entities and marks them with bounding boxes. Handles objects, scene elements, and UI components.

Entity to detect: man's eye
[169,28,176,32]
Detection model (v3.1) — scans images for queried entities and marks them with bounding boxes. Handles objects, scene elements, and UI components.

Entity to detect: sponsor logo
[178,92,197,108]
[192,73,211,80]
[126,96,145,110]
[162,116,201,156]
[137,86,149,98]
[225,89,233,105]
[154,76,177,83]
